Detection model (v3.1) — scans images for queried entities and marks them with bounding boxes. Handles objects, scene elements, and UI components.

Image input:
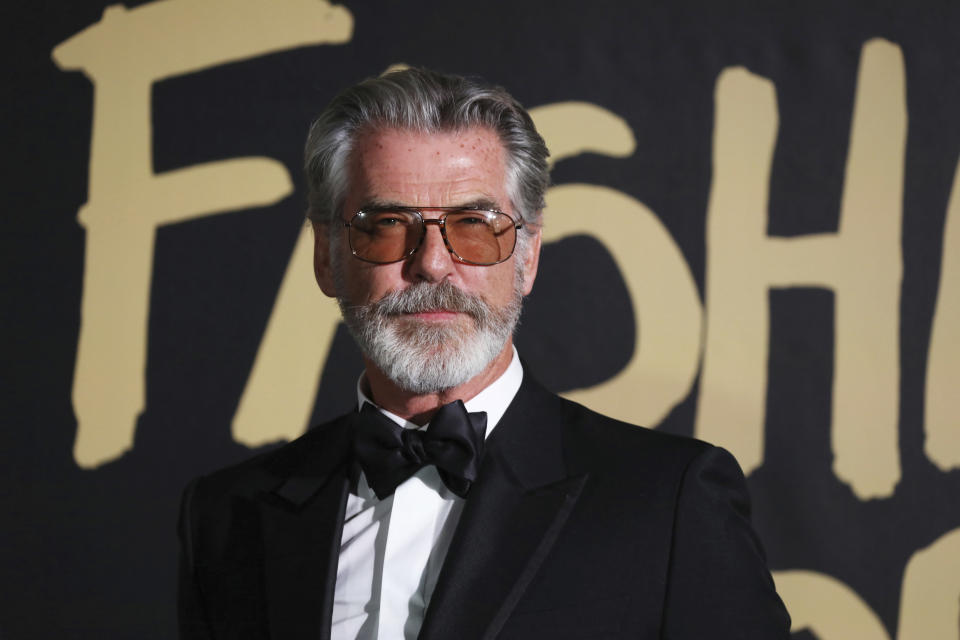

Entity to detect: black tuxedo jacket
[179,376,791,639]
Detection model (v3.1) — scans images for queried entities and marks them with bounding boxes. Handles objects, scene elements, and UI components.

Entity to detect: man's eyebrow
[358,197,506,211]
[357,198,407,210]
[462,197,502,211]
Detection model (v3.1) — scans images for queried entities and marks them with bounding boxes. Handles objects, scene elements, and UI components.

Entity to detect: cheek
[471,265,520,304]
[346,263,405,303]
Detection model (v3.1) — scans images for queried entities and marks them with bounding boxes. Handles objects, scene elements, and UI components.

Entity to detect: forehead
[346,126,509,208]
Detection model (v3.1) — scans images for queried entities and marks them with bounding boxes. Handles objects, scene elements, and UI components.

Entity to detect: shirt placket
[377,468,445,639]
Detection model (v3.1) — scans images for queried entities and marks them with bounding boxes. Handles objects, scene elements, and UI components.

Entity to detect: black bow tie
[353,400,487,500]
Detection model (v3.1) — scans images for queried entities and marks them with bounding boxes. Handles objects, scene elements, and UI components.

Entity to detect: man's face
[314,126,541,393]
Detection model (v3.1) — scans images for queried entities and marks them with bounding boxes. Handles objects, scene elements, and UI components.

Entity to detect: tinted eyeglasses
[344,207,523,266]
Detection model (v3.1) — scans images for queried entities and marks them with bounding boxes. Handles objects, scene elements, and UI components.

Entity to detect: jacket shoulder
[183,412,354,509]
[549,390,716,477]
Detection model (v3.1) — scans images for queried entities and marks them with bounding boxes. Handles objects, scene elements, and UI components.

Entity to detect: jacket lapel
[258,415,354,640]
[419,378,588,640]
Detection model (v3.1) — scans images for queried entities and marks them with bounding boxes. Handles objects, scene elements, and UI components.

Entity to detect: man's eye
[454,213,492,227]
[365,213,410,230]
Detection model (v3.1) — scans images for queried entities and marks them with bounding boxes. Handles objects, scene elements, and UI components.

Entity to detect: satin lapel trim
[261,470,349,640]
[419,448,588,640]
[258,416,355,640]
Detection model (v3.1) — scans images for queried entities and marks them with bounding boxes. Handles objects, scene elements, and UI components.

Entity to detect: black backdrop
[3,1,960,638]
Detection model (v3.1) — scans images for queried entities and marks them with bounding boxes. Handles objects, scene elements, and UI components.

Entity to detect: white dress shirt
[331,348,524,640]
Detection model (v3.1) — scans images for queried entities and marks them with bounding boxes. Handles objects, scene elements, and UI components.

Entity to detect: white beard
[338,279,523,394]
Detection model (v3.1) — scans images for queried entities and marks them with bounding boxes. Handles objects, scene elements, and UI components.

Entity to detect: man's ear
[519,221,542,296]
[311,221,338,297]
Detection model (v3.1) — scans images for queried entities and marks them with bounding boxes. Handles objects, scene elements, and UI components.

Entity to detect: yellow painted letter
[699,40,905,498]
[53,0,353,466]
[925,155,960,471]
[532,104,703,428]
[774,570,890,640]
[897,527,960,639]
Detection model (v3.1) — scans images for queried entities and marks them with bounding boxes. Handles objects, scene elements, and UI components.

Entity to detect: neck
[363,339,515,425]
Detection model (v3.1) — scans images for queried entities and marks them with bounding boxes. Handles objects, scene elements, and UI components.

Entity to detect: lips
[406,309,461,320]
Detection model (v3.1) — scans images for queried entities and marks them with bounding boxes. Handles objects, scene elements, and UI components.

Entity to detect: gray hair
[303,68,550,233]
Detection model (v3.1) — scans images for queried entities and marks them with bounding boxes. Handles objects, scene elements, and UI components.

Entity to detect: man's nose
[406,221,456,282]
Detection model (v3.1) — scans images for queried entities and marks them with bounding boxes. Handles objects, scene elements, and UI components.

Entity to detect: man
[178,68,791,639]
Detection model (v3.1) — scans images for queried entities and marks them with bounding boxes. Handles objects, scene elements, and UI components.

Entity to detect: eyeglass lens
[348,209,517,265]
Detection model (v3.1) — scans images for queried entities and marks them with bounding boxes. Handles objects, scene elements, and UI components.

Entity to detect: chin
[366,322,507,394]
[338,280,522,394]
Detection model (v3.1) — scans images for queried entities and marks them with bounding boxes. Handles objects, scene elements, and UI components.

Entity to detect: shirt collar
[355,346,523,440]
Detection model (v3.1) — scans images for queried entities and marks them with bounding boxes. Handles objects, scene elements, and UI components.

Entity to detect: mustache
[366,281,492,322]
